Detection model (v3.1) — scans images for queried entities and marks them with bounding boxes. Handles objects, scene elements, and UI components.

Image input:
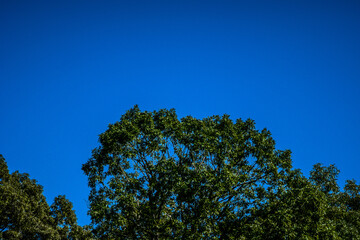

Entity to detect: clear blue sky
[1,0,359,226]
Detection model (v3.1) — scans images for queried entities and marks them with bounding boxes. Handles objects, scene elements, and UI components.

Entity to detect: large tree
[82,106,293,239]
[82,106,360,239]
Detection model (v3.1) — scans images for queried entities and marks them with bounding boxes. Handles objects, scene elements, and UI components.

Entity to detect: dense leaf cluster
[82,106,360,239]
[2,106,360,239]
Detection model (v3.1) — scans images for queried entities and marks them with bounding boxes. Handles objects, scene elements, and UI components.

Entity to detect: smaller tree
[242,169,340,239]
[243,164,360,239]
[343,179,360,211]
[51,195,93,239]
[0,154,92,239]
[0,154,58,239]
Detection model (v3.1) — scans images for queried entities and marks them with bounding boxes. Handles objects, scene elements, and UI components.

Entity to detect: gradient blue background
[1,0,359,226]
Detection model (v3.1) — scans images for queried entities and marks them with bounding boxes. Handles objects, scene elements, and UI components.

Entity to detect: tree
[0,154,58,239]
[2,107,360,239]
[82,106,293,239]
[241,168,340,239]
[239,164,360,240]
[51,195,93,239]
[0,154,92,239]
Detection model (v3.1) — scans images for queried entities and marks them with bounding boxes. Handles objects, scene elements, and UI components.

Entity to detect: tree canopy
[2,106,360,239]
[82,106,360,239]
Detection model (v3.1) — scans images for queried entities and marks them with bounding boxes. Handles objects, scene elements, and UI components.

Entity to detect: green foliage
[310,163,340,195]
[0,154,58,239]
[82,106,360,239]
[2,107,360,239]
[0,154,92,240]
[82,106,294,239]
[51,195,93,239]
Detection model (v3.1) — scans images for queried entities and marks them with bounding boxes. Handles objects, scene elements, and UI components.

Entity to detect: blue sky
[1,0,359,226]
